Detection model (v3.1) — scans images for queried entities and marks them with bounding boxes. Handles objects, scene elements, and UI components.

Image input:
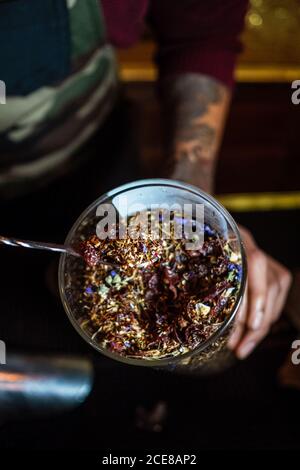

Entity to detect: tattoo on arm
[161,74,230,193]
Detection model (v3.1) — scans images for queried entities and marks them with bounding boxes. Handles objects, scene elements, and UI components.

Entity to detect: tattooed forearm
[161,74,231,193]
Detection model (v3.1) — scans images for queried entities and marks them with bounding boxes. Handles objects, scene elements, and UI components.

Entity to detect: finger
[235,323,269,359]
[236,259,291,359]
[235,283,249,325]
[247,249,268,331]
[266,256,292,323]
[260,266,279,330]
[227,289,248,350]
[236,264,271,359]
[227,323,244,351]
[260,257,291,330]
[238,225,256,251]
[238,227,266,330]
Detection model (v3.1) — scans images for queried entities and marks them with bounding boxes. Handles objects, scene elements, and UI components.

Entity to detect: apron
[0,0,118,188]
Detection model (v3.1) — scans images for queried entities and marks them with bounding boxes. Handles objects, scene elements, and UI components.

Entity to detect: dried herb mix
[77,211,242,360]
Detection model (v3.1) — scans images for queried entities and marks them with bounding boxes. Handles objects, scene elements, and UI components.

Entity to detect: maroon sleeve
[148,0,248,88]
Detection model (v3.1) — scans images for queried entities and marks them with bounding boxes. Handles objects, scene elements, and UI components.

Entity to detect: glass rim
[58,178,247,367]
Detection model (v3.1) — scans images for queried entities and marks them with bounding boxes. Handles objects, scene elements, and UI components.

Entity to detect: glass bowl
[59,179,247,373]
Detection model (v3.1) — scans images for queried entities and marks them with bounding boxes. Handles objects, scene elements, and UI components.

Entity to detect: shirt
[0,0,247,190]
[102,0,248,88]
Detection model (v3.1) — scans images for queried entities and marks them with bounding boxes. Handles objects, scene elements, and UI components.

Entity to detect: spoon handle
[0,235,79,257]
[0,235,118,268]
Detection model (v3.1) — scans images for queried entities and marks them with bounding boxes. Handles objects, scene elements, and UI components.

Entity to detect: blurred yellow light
[248,12,263,27]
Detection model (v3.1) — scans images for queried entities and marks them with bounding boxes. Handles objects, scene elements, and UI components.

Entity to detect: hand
[228,226,292,359]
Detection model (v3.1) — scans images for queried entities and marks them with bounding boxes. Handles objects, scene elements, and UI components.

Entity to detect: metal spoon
[0,235,116,268]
